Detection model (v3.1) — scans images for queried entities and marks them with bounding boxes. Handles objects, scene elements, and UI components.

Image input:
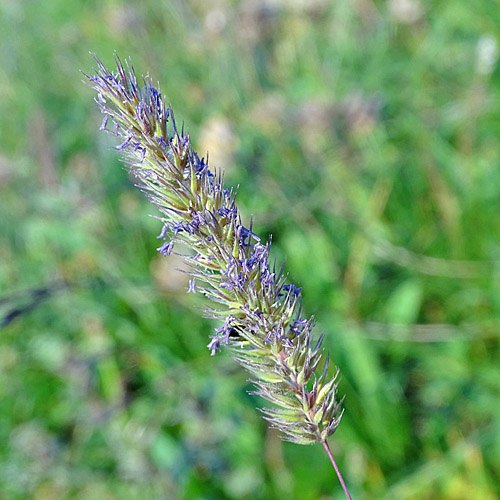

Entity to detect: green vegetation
[1,1,500,499]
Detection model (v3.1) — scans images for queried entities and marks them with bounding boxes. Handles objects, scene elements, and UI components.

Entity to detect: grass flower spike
[86,55,350,498]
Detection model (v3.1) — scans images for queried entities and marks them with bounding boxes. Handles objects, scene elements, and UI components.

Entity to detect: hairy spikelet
[85,54,343,444]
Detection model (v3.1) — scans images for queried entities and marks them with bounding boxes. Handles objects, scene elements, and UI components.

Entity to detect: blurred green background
[1,1,500,499]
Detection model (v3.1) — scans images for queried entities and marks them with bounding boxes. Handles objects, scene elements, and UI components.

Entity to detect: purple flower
[157,136,168,149]
[117,135,132,151]
[282,284,302,297]
[157,241,173,255]
[157,224,169,240]
[99,116,109,131]
[207,337,221,356]
[237,225,260,246]
[216,207,235,217]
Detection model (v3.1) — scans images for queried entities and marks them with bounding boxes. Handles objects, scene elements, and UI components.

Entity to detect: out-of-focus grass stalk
[85,54,350,498]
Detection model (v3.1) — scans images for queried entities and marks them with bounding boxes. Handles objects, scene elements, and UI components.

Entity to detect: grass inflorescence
[85,54,349,496]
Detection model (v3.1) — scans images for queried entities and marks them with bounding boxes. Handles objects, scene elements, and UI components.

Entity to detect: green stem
[322,440,352,500]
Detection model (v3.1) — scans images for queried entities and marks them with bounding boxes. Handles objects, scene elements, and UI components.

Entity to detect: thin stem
[322,440,352,500]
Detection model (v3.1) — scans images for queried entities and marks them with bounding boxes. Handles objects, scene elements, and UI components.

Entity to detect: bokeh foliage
[1,1,500,499]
